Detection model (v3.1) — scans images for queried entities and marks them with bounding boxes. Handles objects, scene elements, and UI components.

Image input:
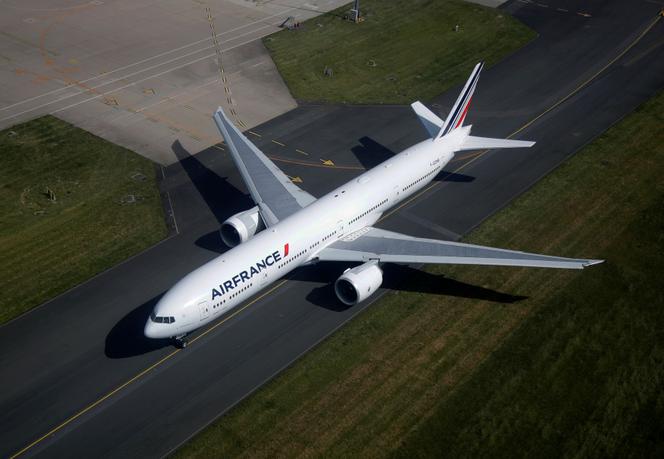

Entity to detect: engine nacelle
[334,261,383,306]
[219,206,264,248]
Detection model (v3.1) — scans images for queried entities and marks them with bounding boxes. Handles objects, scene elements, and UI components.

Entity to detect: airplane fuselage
[144,133,459,339]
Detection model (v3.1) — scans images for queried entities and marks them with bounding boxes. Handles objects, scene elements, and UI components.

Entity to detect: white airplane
[144,62,602,347]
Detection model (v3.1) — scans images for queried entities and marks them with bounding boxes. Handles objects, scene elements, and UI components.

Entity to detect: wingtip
[583,259,605,268]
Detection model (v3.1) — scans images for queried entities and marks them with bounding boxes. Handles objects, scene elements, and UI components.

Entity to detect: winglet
[437,61,484,139]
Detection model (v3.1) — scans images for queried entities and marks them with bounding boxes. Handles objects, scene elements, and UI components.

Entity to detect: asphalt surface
[2,0,664,457]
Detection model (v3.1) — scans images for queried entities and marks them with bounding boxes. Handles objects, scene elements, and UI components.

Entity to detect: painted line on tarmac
[11,12,661,459]
[9,279,288,459]
[0,6,300,113]
[380,13,662,222]
[1,23,278,123]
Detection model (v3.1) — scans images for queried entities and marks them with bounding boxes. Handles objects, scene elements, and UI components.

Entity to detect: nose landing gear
[174,334,189,349]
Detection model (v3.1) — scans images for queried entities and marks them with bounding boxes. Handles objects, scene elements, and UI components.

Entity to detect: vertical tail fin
[437,61,484,139]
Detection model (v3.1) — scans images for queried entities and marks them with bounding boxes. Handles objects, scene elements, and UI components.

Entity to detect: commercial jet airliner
[145,63,602,347]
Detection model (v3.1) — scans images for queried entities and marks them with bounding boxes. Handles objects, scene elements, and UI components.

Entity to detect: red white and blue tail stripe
[436,61,484,139]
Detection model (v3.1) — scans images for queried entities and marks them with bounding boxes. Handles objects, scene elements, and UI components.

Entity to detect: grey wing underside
[213,108,315,225]
[318,227,603,270]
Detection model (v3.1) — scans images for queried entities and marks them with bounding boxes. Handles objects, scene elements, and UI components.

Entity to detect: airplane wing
[318,227,603,269]
[213,107,316,226]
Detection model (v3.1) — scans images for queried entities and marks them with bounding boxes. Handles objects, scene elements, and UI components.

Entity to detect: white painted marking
[49,32,278,117]
[0,6,299,112]
[1,24,276,122]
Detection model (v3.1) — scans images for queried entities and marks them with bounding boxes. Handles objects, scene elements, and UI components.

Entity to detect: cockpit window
[150,314,175,324]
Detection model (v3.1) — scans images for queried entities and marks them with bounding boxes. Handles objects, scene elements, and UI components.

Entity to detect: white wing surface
[213,108,316,225]
[318,227,603,269]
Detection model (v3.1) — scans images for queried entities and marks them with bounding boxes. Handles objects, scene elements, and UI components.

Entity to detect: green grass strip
[0,116,168,324]
[264,0,535,104]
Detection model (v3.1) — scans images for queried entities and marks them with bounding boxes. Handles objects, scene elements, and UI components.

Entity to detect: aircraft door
[337,219,344,238]
[198,300,210,321]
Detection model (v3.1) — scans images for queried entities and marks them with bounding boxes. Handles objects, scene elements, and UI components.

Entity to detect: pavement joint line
[10,279,289,459]
[0,5,301,113]
[271,139,286,146]
[2,22,278,122]
[106,78,221,123]
[10,12,661,458]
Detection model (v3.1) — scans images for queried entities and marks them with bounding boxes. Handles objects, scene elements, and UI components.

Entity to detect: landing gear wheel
[174,335,188,349]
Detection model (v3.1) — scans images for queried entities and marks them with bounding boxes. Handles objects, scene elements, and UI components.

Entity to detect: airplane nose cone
[144,319,158,339]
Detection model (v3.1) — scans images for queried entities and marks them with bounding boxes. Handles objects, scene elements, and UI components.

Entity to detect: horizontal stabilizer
[458,135,535,151]
[411,101,443,138]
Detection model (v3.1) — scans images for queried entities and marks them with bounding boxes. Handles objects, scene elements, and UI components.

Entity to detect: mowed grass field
[0,116,168,324]
[263,0,535,104]
[175,91,664,457]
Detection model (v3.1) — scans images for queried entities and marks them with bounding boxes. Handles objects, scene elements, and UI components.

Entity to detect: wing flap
[318,227,603,270]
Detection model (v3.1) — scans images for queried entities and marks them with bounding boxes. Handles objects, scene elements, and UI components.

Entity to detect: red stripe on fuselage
[284,243,289,257]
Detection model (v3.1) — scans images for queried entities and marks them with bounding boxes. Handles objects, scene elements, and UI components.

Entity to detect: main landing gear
[174,334,189,349]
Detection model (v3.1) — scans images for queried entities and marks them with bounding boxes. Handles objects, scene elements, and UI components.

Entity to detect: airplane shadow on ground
[172,140,255,255]
[291,262,527,311]
[172,140,253,226]
[196,230,225,253]
[105,293,172,358]
[351,136,474,183]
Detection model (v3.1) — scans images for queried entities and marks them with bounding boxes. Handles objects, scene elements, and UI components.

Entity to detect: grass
[0,116,168,324]
[263,0,535,104]
[174,89,664,458]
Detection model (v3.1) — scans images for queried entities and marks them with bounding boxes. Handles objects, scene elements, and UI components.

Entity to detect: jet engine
[334,261,383,306]
[219,206,265,247]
